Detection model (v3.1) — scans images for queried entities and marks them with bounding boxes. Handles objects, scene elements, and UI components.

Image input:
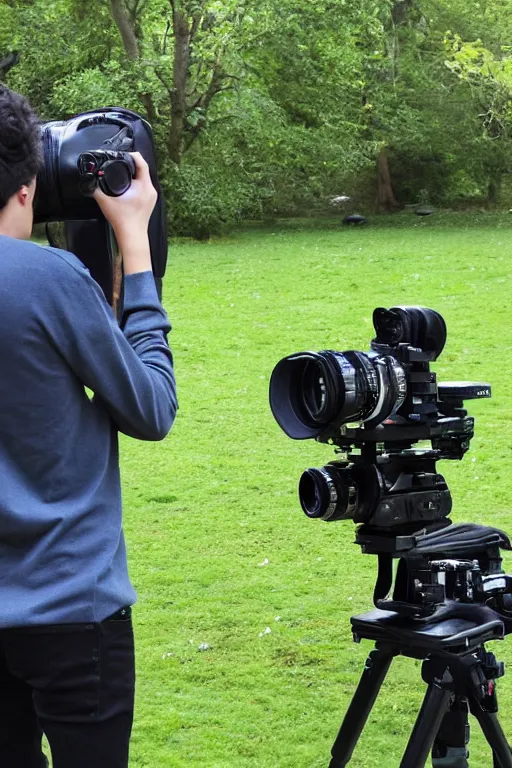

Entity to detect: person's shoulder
[33,241,91,277]
[27,241,100,294]
[0,236,89,277]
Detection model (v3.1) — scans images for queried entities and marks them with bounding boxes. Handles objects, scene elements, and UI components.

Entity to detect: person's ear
[17,185,31,206]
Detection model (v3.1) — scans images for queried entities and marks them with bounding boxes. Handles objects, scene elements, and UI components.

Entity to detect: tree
[444,31,512,203]
[3,0,512,233]
[106,0,252,166]
[349,0,512,207]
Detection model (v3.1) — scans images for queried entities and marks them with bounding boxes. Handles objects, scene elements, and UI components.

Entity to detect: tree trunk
[110,0,139,59]
[377,149,400,211]
[109,0,156,124]
[169,10,190,166]
[487,175,501,206]
[391,0,414,25]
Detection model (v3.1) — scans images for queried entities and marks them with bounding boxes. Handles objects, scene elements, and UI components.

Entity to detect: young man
[0,86,177,767]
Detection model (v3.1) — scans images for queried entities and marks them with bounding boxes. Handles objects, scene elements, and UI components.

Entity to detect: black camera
[34,108,167,302]
[77,150,136,198]
[269,306,491,528]
[273,309,512,766]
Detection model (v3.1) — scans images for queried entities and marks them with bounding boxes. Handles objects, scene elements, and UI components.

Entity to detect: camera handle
[76,113,134,140]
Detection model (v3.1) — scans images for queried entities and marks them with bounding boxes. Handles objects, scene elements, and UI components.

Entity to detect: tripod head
[356,520,512,627]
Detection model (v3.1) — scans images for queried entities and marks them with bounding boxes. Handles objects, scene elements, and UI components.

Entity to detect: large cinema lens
[269,351,367,439]
[269,349,405,439]
[299,465,358,521]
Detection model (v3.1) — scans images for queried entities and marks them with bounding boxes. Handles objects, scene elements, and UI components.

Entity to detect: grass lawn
[118,213,512,767]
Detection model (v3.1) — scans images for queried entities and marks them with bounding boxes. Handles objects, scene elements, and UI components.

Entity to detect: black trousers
[0,610,135,768]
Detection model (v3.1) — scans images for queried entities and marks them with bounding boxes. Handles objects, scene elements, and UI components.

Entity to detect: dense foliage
[1,0,512,235]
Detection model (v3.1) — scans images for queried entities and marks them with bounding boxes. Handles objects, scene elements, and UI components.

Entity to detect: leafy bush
[162,162,265,240]
[162,90,373,237]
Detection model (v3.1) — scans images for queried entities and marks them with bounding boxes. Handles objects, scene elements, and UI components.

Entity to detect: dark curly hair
[0,86,42,210]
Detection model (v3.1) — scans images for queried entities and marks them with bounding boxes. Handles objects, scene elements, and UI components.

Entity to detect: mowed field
[118,214,512,767]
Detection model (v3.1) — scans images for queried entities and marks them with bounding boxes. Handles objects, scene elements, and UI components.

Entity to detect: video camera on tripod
[269,306,512,767]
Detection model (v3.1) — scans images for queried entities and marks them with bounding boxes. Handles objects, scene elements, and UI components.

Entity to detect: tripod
[327,524,512,767]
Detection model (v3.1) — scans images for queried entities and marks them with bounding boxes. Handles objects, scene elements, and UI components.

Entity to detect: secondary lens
[102,159,132,196]
[299,465,358,521]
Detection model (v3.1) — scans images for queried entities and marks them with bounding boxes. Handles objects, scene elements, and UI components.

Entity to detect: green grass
[117,213,512,767]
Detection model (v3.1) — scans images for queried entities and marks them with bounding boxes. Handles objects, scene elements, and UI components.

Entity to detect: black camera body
[34,108,167,302]
[269,306,491,529]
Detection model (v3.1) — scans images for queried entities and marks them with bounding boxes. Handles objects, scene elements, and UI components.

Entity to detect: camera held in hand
[34,108,167,302]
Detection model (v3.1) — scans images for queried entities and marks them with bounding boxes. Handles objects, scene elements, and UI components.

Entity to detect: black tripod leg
[329,646,395,768]
[467,691,512,768]
[399,675,452,768]
[432,697,470,768]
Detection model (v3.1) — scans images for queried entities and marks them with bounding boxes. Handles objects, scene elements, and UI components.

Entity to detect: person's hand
[93,152,157,237]
[93,152,158,275]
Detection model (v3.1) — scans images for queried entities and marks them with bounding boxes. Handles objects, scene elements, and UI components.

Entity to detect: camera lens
[301,358,337,423]
[299,465,358,521]
[269,349,404,439]
[268,352,340,439]
[101,159,133,197]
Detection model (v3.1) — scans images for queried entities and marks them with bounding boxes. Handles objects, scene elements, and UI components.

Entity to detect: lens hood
[269,352,340,439]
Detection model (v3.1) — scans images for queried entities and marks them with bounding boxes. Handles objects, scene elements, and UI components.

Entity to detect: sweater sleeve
[40,250,177,441]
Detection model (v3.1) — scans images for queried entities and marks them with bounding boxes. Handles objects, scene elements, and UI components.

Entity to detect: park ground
[115,213,510,766]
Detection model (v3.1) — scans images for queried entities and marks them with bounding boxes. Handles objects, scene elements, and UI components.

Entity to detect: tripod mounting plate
[351,601,504,656]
